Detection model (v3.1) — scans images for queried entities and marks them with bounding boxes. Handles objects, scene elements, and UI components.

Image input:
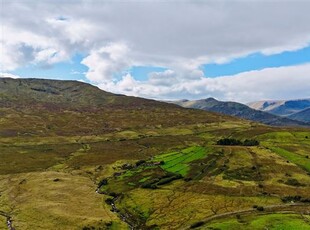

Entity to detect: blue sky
[202,46,310,77]
[12,54,89,82]
[2,1,310,102]
[12,45,310,81]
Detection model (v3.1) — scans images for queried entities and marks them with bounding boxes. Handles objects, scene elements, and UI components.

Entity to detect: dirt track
[185,203,310,229]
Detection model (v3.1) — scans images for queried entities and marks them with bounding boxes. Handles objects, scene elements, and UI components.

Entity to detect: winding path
[184,203,310,229]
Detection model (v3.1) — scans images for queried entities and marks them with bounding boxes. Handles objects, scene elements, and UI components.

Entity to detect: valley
[0,79,310,229]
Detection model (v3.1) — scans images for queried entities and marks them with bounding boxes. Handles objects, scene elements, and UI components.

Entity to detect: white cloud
[96,64,310,103]
[2,1,310,101]
[0,73,20,79]
[81,43,130,82]
[3,1,310,70]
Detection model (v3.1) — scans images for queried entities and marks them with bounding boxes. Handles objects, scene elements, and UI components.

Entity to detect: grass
[269,147,310,172]
[1,79,310,229]
[0,171,126,230]
[119,188,282,229]
[0,216,6,230]
[153,146,208,176]
[204,213,310,230]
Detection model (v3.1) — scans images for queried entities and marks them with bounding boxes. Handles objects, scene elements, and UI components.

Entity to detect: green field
[268,147,310,172]
[204,213,310,230]
[153,146,209,176]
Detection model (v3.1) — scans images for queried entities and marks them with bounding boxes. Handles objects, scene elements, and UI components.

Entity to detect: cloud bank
[1,1,310,102]
[98,64,310,103]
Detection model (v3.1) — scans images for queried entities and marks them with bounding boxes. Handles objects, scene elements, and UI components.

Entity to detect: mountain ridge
[0,78,236,137]
[288,107,310,122]
[247,98,310,117]
[171,97,308,127]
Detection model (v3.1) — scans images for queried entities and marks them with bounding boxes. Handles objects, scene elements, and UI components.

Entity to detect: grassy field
[1,123,310,229]
[204,213,310,230]
[268,147,310,172]
[153,146,209,176]
[1,79,310,229]
[0,171,126,230]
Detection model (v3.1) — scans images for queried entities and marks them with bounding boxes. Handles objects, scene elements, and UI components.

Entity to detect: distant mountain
[248,99,310,116]
[172,98,308,127]
[288,108,310,122]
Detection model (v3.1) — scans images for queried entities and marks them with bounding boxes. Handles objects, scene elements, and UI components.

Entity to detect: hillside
[288,107,310,122]
[0,78,231,137]
[248,98,310,116]
[172,97,307,127]
[1,78,310,230]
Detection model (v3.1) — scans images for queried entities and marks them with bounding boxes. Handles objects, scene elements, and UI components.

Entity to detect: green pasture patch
[153,146,208,176]
[204,213,310,230]
[259,131,296,142]
[291,131,310,140]
[270,147,310,172]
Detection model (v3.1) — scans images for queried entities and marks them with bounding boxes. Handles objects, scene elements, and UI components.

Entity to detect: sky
[1,0,310,103]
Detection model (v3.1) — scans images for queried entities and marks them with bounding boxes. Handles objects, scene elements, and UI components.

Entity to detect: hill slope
[0,78,232,137]
[172,98,307,127]
[248,98,310,116]
[288,107,310,122]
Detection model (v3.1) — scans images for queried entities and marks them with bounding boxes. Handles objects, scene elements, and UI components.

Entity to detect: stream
[0,211,14,230]
[110,196,134,230]
[96,188,145,230]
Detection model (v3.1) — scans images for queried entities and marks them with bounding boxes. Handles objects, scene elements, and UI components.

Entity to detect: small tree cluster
[217,138,242,146]
[217,138,259,146]
[243,139,260,146]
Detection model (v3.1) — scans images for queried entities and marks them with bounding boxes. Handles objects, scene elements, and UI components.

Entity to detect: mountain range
[248,98,310,117]
[172,97,309,127]
[288,107,310,122]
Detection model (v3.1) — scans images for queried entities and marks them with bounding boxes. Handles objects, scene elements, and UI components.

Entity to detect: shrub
[108,192,117,197]
[217,138,242,146]
[157,174,182,185]
[284,178,305,187]
[141,182,158,189]
[157,177,175,185]
[190,221,204,228]
[105,198,114,205]
[135,160,146,167]
[256,206,264,211]
[243,139,259,146]
[98,179,108,187]
[281,196,301,203]
[121,163,133,170]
